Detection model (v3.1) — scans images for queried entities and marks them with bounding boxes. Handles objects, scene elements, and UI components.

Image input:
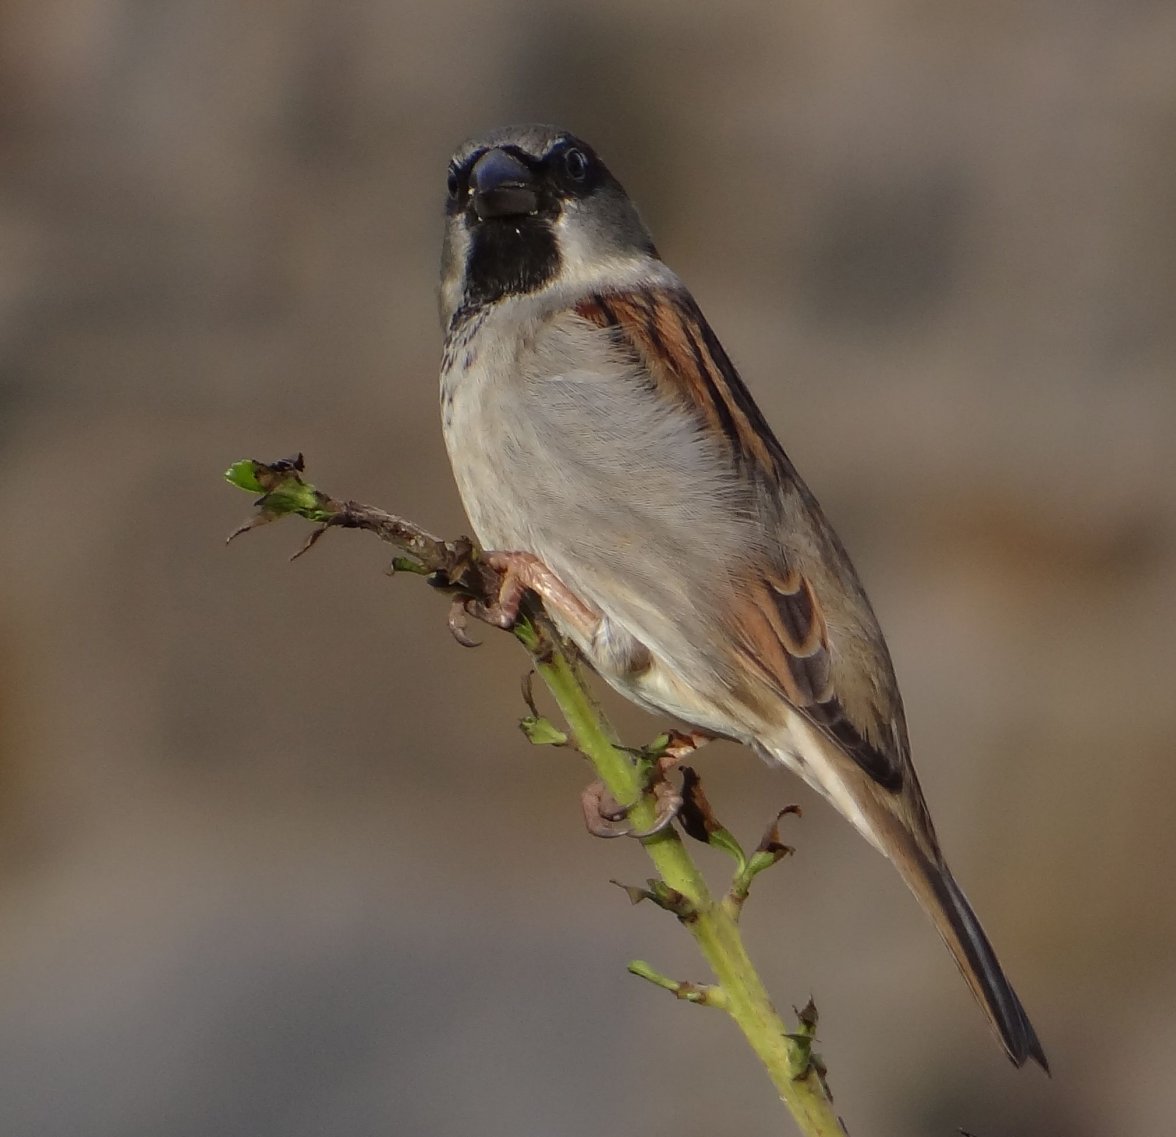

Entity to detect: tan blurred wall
[1,1,1174,1134]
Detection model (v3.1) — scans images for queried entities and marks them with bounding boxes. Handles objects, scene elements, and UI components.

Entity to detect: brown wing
[729,568,905,791]
[576,287,906,792]
[574,289,797,482]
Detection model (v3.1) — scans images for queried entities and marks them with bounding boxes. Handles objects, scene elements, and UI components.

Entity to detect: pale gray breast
[441,302,760,686]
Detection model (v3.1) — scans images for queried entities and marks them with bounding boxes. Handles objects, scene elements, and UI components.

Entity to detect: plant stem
[520,621,847,1136]
[225,460,849,1136]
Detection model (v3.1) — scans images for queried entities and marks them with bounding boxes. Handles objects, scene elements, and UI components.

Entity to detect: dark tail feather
[901,845,1049,1072]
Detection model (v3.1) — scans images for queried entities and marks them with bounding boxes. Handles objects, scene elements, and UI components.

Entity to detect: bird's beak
[471,148,539,220]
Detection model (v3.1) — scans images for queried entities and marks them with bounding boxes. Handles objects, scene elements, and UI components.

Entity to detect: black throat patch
[463,215,560,308]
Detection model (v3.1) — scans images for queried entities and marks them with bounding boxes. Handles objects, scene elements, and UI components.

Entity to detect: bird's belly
[440,311,760,726]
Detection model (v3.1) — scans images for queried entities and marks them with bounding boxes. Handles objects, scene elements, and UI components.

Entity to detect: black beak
[471,148,539,220]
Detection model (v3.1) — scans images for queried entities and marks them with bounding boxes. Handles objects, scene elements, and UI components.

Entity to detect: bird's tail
[894,839,1049,1071]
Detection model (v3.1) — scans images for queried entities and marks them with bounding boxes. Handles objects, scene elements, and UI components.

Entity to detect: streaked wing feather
[575,290,795,482]
[576,287,905,792]
[732,571,905,791]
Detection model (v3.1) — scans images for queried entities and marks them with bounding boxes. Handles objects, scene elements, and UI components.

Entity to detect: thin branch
[226,456,850,1137]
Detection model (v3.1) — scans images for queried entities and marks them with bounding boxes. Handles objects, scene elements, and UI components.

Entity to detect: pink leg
[579,777,683,840]
[578,730,711,839]
[467,550,601,639]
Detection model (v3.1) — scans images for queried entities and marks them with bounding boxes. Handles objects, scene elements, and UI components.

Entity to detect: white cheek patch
[550,207,674,298]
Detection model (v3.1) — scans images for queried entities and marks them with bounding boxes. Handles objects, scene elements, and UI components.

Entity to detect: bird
[437,122,1047,1071]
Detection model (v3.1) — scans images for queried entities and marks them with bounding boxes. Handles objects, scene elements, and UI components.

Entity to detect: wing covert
[576,287,907,792]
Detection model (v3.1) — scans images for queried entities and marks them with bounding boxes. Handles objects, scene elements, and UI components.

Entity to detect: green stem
[519,621,847,1137]
[223,460,848,1136]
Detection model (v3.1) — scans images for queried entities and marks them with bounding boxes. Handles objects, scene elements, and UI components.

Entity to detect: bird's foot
[458,550,600,638]
[581,773,683,840]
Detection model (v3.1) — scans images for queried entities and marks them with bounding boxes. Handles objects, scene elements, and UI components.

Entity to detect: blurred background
[2,0,1174,1133]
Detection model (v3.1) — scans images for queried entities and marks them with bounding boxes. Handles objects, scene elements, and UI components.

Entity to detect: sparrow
[437,123,1047,1071]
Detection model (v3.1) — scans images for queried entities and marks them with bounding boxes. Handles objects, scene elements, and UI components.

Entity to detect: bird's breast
[439,298,764,719]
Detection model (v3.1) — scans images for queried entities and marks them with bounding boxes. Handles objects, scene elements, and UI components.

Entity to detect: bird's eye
[446,168,460,200]
[563,148,589,182]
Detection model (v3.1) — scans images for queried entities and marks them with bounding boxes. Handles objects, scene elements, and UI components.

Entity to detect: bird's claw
[581,778,683,840]
[445,550,538,642]
[465,550,601,638]
[447,596,482,647]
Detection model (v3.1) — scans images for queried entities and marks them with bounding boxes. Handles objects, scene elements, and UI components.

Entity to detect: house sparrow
[438,123,1047,1071]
